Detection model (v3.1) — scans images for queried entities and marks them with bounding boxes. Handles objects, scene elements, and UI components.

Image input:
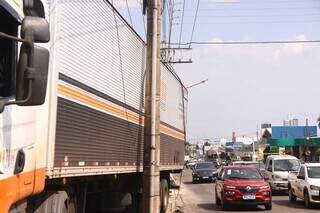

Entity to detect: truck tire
[215,190,221,206]
[160,179,169,213]
[220,192,229,211]
[289,187,296,203]
[34,191,76,213]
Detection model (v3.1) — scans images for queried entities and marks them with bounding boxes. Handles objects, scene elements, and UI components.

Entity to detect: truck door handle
[14,149,25,175]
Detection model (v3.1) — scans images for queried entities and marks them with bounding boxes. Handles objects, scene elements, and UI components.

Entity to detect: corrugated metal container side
[45,0,187,176]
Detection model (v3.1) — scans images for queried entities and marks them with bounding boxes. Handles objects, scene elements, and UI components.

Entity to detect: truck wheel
[220,194,228,211]
[160,179,169,213]
[192,178,197,184]
[304,191,312,209]
[215,190,221,206]
[289,188,296,203]
[34,191,75,213]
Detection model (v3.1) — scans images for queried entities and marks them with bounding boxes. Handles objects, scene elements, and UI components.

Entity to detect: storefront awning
[267,137,320,147]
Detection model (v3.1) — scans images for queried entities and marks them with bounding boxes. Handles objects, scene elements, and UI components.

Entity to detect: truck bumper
[270,181,288,190]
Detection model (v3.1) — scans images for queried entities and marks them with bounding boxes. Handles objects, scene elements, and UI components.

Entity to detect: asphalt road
[179,169,320,213]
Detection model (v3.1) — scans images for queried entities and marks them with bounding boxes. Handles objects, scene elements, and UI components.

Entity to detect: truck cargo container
[0,0,187,212]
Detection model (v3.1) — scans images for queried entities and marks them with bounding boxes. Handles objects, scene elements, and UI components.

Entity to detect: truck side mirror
[0,6,49,112]
[21,16,49,43]
[16,45,49,105]
[23,0,46,18]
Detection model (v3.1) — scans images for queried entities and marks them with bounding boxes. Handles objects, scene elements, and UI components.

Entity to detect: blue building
[271,126,317,139]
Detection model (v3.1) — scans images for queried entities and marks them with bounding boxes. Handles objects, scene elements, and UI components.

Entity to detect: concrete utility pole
[253,125,258,162]
[142,0,161,212]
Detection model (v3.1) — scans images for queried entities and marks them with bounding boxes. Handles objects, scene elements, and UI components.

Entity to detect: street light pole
[142,0,161,212]
[186,79,208,89]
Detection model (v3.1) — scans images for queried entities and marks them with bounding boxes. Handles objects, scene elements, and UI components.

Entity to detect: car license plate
[243,195,255,200]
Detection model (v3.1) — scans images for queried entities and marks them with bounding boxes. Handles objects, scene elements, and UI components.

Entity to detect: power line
[125,0,133,26]
[183,19,320,25]
[189,0,200,48]
[170,40,320,46]
[178,0,186,48]
[136,0,147,38]
[167,0,174,47]
[201,0,316,3]
[186,6,320,12]
[187,13,320,19]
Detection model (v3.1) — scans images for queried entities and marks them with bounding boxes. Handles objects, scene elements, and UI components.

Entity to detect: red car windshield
[224,168,263,180]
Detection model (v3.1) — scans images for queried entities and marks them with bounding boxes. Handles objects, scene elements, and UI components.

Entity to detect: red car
[215,166,272,210]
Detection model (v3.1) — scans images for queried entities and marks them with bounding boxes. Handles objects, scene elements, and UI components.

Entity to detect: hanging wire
[189,0,200,48]
[171,40,320,46]
[136,0,147,38]
[178,0,186,48]
[167,0,175,48]
[125,0,134,26]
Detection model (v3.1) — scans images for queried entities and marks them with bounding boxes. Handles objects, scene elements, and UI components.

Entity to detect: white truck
[264,155,300,191]
[288,163,320,208]
[0,0,187,212]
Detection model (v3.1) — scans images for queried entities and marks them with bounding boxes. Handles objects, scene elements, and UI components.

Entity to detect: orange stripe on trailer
[58,84,185,141]
[0,168,45,213]
[58,84,142,124]
[160,125,185,141]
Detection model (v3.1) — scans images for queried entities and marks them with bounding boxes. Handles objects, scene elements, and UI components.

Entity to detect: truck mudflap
[0,168,45,213]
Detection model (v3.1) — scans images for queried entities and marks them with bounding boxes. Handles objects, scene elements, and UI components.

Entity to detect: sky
[112,0,320,141]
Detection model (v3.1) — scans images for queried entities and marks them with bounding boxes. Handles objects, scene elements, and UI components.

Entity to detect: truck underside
[10,170,175,213]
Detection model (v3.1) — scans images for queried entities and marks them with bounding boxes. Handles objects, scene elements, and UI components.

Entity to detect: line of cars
[190,155,320,210]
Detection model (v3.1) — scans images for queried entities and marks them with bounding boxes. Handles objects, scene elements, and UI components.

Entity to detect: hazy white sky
[112,0,320,140]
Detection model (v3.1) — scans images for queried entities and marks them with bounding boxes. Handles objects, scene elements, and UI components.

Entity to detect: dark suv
[192,162,218,183]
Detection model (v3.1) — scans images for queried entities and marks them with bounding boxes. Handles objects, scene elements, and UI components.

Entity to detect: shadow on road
[197,203,218,211]
[273,200,320,210]
[197,203,265,212]
[272,191,288,196]
[183,181,214,185]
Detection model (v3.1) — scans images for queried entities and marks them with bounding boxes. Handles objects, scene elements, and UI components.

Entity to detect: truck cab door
[0,106,38,212]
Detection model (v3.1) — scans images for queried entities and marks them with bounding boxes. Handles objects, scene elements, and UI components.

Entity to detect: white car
[265,155,300,191]
[288,163,320,208]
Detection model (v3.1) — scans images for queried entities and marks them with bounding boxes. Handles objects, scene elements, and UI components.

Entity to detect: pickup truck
[288,163,320,208]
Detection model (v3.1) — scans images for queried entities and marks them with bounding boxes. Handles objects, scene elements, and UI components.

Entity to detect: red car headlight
[225,191,235,196]
[262,191,270,196]
[259,185,270,190]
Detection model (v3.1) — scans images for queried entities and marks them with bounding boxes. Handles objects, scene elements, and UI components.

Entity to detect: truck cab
[288,163,320,208]
[265,155,300,191]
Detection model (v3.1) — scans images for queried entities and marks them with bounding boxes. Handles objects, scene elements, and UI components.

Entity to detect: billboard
[271,126,317,139]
